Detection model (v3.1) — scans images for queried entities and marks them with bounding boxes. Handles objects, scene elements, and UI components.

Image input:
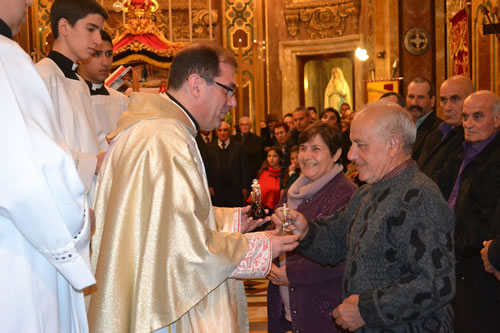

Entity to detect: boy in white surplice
[0,1,95,332]
[35,0,108,203]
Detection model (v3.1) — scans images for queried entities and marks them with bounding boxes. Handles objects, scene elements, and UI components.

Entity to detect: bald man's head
[462,90,500,143]
[439,75,474,127]
[348,102,415,184]
[353,103,416,156]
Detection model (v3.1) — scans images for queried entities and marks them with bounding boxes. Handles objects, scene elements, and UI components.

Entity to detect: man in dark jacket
[417,75,474,182]
[205,121,249,207]
[232,116,264,181]
[273,122,292,188]
[439,90,500,333]
[406,78,442,161]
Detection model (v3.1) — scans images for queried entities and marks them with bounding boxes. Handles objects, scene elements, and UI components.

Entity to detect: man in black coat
[205,121,249,207]
[438,90,500,333]
[417,75,474,182]
[195,129,215,168]
[232,116,264,182]
[405,78,442,161]
[273,122,292,188]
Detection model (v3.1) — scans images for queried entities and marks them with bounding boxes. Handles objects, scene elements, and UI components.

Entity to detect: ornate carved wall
[16,0,498,123]
[283,0,360,39]
[222,0,267,132]
[26,0,220,61]
[267,0,364,118]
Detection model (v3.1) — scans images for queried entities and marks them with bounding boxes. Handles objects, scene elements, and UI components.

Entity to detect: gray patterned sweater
[298,163,455,332]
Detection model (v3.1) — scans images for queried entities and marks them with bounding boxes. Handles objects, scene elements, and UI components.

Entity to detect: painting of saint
[324,67,352,111]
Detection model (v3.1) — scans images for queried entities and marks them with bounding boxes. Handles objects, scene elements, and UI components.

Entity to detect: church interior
[8,1,500,332]
[14,0,500,134]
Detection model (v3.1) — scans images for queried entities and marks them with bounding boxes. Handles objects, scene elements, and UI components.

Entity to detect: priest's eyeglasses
[201,76,235,97]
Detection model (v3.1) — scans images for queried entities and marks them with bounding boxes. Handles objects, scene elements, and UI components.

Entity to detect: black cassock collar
[48,50,79,80]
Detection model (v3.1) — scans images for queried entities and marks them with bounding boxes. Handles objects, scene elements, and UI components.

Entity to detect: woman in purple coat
[267,122,357,333]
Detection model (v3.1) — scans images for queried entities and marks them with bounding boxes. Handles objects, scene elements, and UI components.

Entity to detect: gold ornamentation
[284,0,360,39]
[111,0,188,69]
[113,53,172,69]
[155,0,207,10]
[121,0,159,33]
[285,10,300,37]
[286,0,342,8]
[192,9,219,37]
[122,0,159,15]
[404,27,431,55]
[36,0,54,58]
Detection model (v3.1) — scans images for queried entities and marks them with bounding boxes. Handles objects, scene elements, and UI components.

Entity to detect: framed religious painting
[297,52,355,113]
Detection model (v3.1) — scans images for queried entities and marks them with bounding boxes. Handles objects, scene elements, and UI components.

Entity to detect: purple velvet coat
[267,172,357,333]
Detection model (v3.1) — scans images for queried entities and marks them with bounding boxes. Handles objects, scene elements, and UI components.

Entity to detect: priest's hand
[266,229,300,259]
[95,152,106,175]
[272,208,310,240]
[332,295,366,331]
[240,206,270,233]
[267,263,289,286]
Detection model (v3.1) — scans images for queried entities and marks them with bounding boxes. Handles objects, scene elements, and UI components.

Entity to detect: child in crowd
[251,147,283,210]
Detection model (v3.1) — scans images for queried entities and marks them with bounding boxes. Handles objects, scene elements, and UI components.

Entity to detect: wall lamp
[355,47,369,61]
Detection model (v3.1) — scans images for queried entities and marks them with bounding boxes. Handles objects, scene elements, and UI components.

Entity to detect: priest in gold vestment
[88,44,300,333]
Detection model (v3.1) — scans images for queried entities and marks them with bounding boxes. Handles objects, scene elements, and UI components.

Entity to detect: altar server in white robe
[79,29,128,148]
[0,1,95,331]
[35,0,108,201]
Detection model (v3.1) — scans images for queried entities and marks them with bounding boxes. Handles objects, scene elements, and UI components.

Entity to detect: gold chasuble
[88,93,268,332]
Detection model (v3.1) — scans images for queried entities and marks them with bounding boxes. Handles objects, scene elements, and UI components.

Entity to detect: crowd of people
[197,102,359,213]
[194,66,500,333]
[1,0,499,332]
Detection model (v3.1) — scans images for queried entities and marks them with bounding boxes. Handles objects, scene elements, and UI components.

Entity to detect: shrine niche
[279,34,364,115]
[284,0,360,39]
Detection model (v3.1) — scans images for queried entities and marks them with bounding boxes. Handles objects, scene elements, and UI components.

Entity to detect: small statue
[277,203,293,236]
[247,179,266,219]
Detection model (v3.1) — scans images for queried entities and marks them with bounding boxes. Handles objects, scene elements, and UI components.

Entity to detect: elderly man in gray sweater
[274,102,455,332]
